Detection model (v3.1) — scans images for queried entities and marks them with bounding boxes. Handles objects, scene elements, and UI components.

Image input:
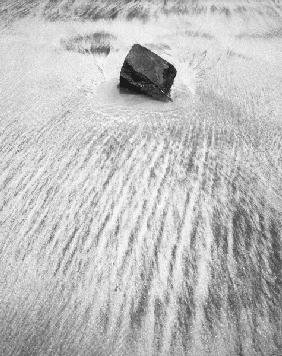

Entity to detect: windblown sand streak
[1,96,281,355]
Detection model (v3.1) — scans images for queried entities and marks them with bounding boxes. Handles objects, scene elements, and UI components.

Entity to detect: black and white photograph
[0,1,281,355]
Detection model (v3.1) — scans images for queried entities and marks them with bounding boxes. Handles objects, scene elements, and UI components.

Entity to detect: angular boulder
[119,44,177,102]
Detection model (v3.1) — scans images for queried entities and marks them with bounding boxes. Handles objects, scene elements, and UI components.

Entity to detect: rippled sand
[0,4,282,355]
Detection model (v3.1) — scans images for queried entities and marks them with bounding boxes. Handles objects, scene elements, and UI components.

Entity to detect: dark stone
[119,44,177,102]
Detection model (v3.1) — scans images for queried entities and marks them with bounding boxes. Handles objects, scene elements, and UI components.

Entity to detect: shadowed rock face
[119,44,177,101]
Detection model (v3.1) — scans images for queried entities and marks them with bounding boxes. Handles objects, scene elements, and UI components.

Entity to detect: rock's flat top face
[125,44,175,88]
[120,43,177,101]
